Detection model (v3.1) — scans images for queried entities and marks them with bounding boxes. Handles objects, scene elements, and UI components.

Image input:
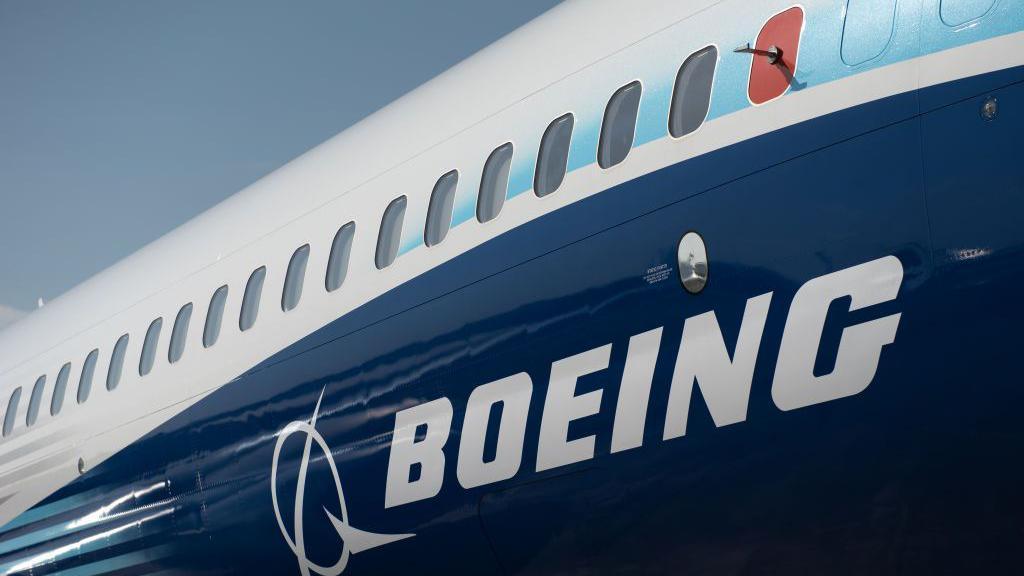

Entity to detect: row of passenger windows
[2,45,719,439]
[375,44,718,267]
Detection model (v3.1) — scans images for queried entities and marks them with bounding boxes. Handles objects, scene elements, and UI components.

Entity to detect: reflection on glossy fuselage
[1,2,1023,574]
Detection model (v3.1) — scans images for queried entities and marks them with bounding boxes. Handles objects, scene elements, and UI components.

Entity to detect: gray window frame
[107,334,130,391]
[78,349,99,404]
[669,45,718,139]
[535,113,574,197]
[3,387,22,437]
[240,267,267,331]
[169,303,193,363]
[375,196,407,270]
[477,143,514,223]
[282,245,311,312]
[26,375,46,427]
[425,171,459,247]
[204,285,229,348]
[139,318,163,377]
[326,223,356,292]
[50,363,71,416]
[598,81,643,169]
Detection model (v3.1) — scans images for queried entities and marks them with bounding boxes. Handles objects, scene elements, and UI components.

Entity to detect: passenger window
[940,0,996,26]
[376,196,407,269]
[282,245,310,312]
[425,171,459,247]
[3,387,21,437]
[204,285,229,347]
[842,0,897,65]
[50,363,71,416]
[26,375,46,427]
[477,143,514,223]
[169,303,193,363]
[77,349,99,404]
[240,267,267,331]
[599,81,643,169]
[107,334,129,391]
[669,46,717,138]
[139,318,163,376]
[326,223,356,292]
[535,113,574,197]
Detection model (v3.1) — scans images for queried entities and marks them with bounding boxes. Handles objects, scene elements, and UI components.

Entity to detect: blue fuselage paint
[5,65,1024,575]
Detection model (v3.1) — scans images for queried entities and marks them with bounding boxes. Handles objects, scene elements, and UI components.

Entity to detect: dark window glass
[669,46,717,138]
[599,81,643,169]
[375,196,407,269]
[107,332,129,389]
[3,387,22,437]
[425,171,459,247]
[139,318,163,376]
[26,375,46,426]
[50,363,71,416]
[107,334,129,391]
[326,223,355,292]
[282,245,310,312]
[169,303,193,363]
[204,286,229,348]
[535,113,574,197]
[477,143,513,223]
[77,349,99,404]
[240,267,267,331]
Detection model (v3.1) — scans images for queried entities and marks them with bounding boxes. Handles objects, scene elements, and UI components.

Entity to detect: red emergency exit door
[748,6,804,105]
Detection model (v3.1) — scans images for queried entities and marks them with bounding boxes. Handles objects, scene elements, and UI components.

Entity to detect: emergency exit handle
[734,43,783,65]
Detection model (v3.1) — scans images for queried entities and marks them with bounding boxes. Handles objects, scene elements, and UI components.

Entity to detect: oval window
[77,349,99,404]
[240,267,267,331]
[326,223,356,292]
[50,363,71,416]
[282,245,310,312]
[598,81,642,169]
[670,46,717,138]
[26,375,46,427]
[535,114,574,197]
[204,286,229,347]
[376,197,407,269]
[169,303,193,363]
[425,171,459,247]
[3,387,22,437]
[139,318,163,376]
[477,143,514,223]
[107,334,130,391]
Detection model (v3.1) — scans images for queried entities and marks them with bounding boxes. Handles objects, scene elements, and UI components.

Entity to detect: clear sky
[0,0,561,326]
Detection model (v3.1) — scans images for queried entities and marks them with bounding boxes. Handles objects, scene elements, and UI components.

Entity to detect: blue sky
[0,0,560,325]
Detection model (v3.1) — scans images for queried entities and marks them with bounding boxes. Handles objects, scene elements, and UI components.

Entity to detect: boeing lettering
[384,256,904,509]
[272,390,414,574]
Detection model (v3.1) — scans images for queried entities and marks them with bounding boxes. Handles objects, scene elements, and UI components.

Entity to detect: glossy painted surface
[2,61,1021,574]
[1,0,1024,571]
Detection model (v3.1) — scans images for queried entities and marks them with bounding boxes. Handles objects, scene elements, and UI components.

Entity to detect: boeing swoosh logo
[271,389,414,576]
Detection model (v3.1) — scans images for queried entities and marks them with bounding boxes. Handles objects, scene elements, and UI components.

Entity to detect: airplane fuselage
[1,1,1023,574]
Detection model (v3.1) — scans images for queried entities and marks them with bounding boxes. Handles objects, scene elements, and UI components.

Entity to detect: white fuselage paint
[384,255,904,508]
[456,373,533,490]
[0,0,1016,528]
